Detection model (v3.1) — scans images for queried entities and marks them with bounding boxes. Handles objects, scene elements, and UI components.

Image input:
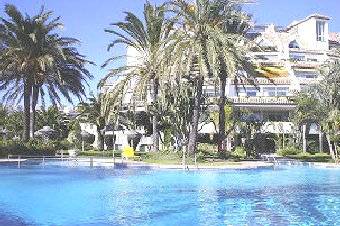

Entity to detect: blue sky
[1,0,339,105]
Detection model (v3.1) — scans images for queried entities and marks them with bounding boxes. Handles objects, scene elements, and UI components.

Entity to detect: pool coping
[0,159,26,162]
[142,161,274,170]
[112,159,277,170]
[312,162,340,168]
[1,157,339,169]
[0,157,274,169]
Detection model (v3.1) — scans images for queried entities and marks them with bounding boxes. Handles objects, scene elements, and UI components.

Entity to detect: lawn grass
[196,161,243,166]
[141,151,245,165]
[286,154,334,163]
[142,158,182,164]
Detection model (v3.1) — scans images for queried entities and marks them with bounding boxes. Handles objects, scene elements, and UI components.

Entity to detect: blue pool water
[0,162,339,226]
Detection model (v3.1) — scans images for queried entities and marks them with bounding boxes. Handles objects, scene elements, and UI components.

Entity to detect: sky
[0,0,340,106]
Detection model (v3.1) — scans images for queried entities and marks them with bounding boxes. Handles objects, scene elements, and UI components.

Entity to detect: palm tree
[295,49,340,161]
[317,51,340,161]
[78,92,109,151]
[6,111,24,140]
[294,92,327,152]
[35,106,71,139]
[29,35,93,139]
[166,0,257,155]
[0,4,92,141]
[100,1,171,151]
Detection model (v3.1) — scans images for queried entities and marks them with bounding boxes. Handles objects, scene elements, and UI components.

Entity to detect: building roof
[286,14,330,31]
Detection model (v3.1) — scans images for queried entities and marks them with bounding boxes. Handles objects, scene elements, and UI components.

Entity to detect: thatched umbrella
[34,126,57,140]
[76,130,95,152]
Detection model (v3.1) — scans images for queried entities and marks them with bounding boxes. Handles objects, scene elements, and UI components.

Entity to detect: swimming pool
[0,162,339,225]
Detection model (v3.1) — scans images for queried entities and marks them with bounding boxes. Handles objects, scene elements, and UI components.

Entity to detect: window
[307,58,318,62]
[289,40,300,48]
[289,54,305,61]
[316,21,325,42]
[204,88,218,96]
[241,112,261,122]
[300,85,315,92]
[277,87,289,96]
[235,87,246,96]
[246,87,258,96]
[264,112,290,122]
[295,73,316,79]
[263,87,276,96]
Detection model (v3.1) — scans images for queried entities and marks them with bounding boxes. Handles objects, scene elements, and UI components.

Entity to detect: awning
[256,66,289,78]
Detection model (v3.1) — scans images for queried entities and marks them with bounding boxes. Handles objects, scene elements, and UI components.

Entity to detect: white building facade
[102,14,339,151]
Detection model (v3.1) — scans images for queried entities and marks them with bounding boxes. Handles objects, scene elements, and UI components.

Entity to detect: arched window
[289,40,300,48]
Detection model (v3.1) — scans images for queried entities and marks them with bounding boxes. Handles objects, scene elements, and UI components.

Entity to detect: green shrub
[196,143,218,161]
[0,140,55,157]
[307,140,318,154]
[197,143,217,152]
[78,150,122,157]
[277,148,298,156]
[297,152,312,157]
[55,139,73,150]
[232,146,246,158]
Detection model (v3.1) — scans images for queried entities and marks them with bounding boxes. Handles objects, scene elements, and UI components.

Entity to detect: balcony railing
[290,61,321,67]
[230,77,320,85]
[229,96,295,105]
[297,78,321,85]
[230,77,291,85]
[254,61,285,67]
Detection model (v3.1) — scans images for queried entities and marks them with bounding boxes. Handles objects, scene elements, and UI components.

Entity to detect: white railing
[230,77,292,85]
[229,96,295,105]
[6,155,130,168]
[297,78,321,84]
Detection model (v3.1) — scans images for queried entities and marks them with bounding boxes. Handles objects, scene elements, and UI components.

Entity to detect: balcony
[297,77,321,85]
[230,77,291,85]
[229,96,295,105]
[290,61,321,68]
[254,60,285,67]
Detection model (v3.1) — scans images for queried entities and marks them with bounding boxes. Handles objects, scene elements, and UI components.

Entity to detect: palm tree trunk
[302,124,307,152]
[334,141,338,163]
[23,81,31,142]
[30,85,39,139]
[218,75,227,157]
[152,77,159,151]
[188,36,212,156]
[319,130,323,153]
[326,133,335,160]
[188,76,203,155]
[97,128,104,151]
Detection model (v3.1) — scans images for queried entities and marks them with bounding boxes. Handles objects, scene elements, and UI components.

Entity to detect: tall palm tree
[29,36,93,139]
[0,4,92,141]
[166,0,257,155]
[100,1,172,151]
[317,51,340,160]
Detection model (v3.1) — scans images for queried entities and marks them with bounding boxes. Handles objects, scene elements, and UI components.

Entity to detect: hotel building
[101,14,340,151]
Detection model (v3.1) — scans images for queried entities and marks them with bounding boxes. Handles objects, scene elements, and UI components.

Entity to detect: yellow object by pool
[122,146,141,160]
